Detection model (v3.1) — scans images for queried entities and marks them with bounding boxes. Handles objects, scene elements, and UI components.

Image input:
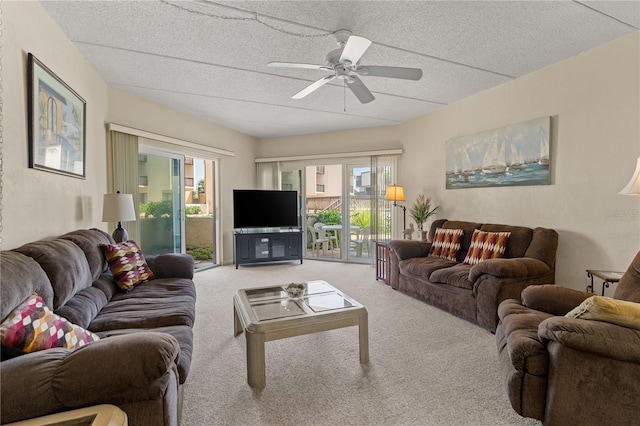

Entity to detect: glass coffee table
[233,280,369,388]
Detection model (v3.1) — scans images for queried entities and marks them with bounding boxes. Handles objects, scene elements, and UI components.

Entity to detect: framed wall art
[446,116,551,189]
[28,53,86,179]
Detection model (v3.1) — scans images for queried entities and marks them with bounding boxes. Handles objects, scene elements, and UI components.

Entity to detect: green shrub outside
[140,200,173,217]
[185,205,202,215]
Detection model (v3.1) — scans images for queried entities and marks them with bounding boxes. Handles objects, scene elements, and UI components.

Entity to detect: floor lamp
[385,184,407,239]
[102,191,137,243]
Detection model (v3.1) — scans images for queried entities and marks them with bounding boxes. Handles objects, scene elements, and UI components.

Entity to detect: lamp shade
[385,185,406,202]
[102,193,137,222]
[619,156,640,196]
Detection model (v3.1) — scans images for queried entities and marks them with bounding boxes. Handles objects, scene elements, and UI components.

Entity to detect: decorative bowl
[284,283,305,298]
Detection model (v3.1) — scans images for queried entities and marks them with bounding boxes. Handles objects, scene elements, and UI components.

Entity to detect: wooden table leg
[246,331,266,388]
[359,311,369,364]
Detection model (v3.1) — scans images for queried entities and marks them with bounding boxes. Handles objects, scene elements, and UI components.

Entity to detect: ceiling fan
[268,30,423,104]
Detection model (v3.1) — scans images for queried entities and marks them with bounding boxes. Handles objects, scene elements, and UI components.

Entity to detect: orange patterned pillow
[100,240,154,292]
[463,229,511,265]
[0,293,99,354]
[428,228,464,261]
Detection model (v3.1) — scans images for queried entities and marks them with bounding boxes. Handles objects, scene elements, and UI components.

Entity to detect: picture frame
[28,53,86,179]
[445,116,551,189]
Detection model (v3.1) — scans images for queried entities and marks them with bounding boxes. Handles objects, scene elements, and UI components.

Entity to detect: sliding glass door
[138,148,183,255]
[346,163,374,263]
[273,155,396,265]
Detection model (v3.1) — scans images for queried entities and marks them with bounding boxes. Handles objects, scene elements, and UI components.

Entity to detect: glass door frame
[138,144,186,254]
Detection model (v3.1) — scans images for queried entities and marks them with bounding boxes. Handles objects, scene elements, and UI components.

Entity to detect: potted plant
[409,194,439,241]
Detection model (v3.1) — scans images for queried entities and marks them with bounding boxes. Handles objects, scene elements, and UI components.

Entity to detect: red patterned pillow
[463,229,511,265]
[428,228,464,261]
[100,240,154,292]
[0,293,99,354]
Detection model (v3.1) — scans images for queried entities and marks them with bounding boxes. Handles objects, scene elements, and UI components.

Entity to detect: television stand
[234,230,303,268]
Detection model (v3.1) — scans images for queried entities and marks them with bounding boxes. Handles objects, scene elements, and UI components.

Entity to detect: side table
[375,240,390,285]
[5,404,127,426]
[585,269,624,296]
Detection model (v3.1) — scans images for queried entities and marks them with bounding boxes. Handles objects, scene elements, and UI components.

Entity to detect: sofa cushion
[54,285,111,330]
[100,240,155,292]
[88,278,196,332]
[399,257,457,281]
[14,239,93,310]
[1,251,54,321]
[463,229,511,265]
[429,263,473,290]
[428,228,464,261]
[1,293,99,355]
[480,224,533,258]
[59,229,113,281]
[566,296,640,331]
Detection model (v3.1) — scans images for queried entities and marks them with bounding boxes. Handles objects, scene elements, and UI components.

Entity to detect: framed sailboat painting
[445,116,551,189]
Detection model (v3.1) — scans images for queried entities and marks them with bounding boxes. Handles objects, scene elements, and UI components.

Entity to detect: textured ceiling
[41,1,639,139]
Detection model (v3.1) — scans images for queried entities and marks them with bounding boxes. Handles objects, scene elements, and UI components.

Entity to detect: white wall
[2,1,108,248]
[2,2,258,265]
[259,32,640,292]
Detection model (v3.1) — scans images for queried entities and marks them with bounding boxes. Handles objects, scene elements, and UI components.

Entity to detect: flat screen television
[233,189,299,229]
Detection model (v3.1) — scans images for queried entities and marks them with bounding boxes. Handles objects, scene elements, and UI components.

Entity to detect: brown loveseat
[496,251,640,426]
[388,219,558,332]
[0,229,196,425]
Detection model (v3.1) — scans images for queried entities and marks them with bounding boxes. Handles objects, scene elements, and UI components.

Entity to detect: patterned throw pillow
[100,240,154,292]
[0,293,99,354]
[428,228,464,261]
[463,229,511,265]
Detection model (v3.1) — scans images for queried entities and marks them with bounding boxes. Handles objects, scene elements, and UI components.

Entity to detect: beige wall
[2,1,109,249]
[108,89,257,264]
[2,2,257,265]
[259,32,640,292]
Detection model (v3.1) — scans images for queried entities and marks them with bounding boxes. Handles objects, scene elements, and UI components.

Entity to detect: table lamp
[385,184,407,239]
[102,192,136,243]
[618,156,640,196]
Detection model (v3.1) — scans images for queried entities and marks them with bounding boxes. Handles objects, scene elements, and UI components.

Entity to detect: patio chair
[352,226,371,257]
[314,223,338,253]
[308,225,332,257]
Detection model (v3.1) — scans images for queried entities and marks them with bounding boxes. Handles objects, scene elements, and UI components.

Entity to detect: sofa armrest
[1,332,179,423]
[521,285,592,316]
[539,316,640,364]
[387,240,430,261]
[469,257,551,282]
[146,253,194,279]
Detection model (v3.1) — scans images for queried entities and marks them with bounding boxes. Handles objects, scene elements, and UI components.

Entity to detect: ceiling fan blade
[292,75,336,99]
[346,76,375,104]
[268,62,333,71]
[356,65,423,81]
[339,36,372,64]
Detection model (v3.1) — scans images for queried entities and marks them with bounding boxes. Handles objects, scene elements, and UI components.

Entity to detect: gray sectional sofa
[0,228,196,425]
[388,219,558,332]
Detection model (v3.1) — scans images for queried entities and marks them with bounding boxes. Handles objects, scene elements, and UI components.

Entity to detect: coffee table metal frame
[233,280,369,388]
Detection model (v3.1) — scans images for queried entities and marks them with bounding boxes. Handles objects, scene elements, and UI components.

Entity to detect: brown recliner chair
[496,251,640,426]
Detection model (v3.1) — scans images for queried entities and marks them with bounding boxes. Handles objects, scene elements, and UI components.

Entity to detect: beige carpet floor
[182,260,540,426]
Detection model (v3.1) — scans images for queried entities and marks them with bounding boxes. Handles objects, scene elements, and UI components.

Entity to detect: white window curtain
[371,155,396,242]
[106,131,140,242]
[256,161,280,190]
